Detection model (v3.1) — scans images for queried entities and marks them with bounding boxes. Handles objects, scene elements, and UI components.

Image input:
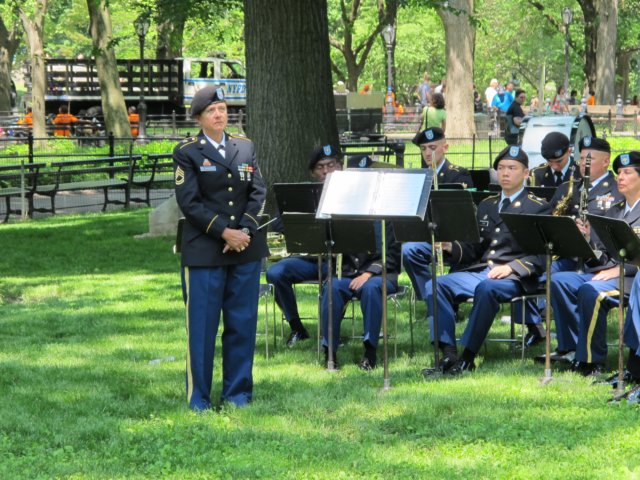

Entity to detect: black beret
[612,151,640,174]
[541,132,570,160]
[412,127,445,145]
[347,154,372,169]
[308,144,341,170]
[493,145,529,170]
[190,86,226,117]
[578,136,610,153]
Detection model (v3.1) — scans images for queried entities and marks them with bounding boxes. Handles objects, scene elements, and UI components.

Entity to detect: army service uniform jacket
[423,158,474,188]
[549,170,622,218]
[448,190,551,293]
[173,131,269,267]
[530,161,581,187]
[584,200,640,293]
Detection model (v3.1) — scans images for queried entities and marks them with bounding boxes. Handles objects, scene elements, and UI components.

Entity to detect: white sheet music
[316,170,429,219]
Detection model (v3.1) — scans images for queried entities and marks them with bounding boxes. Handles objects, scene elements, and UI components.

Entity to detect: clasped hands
[222,228,251,254]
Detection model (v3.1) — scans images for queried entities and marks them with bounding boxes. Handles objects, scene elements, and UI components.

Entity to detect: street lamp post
[134,14,150,143]
[382,24,396,114]
[562,7,573,94]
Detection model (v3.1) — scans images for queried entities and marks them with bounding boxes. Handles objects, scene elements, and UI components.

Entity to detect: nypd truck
[27,55,246,114]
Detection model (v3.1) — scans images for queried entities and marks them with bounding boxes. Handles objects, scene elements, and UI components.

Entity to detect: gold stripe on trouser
[184,267,194,404]
[586,289,619,363]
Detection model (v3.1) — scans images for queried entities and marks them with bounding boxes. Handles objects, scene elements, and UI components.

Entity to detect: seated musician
[616,250,640,402]
[403,127,473,301]
[423,146,550,376]
[550,151,640,377]
[265,145,341,347]
[529,132,580,187]
[320,221,401,370]
[542,137,624,364]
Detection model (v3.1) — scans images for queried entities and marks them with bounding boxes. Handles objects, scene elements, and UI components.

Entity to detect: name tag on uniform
[200,165,217,172]
[479,220,489,227]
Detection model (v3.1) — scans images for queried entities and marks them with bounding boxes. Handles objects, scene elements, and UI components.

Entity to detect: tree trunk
[244,0,338,210]
[0,17,21,112]
[154,1,187,59]
[437,0,476,137]
[87,0,131,137]
[616,50,631,102]
[18,0,48,139]
[578,0,598,94]
[595,0,618,104]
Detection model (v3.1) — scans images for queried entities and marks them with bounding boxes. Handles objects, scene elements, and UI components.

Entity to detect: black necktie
[501,198,511,212]
[554,171,563,186]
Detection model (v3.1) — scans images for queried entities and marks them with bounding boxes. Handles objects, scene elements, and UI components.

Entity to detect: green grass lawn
[2,210,640,479]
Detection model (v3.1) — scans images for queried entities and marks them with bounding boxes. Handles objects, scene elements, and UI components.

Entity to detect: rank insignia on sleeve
[175,166,185,185]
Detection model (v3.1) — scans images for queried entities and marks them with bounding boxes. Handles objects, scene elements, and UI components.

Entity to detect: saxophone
[552,170,575,216]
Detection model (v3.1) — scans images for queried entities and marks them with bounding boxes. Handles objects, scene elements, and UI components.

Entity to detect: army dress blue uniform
[320,222,401,366]
[403,156,474,301]
[550,200,640,369]
[425,189,550,353]
[174,130,269,411]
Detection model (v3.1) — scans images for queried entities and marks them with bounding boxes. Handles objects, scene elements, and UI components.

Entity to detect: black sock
[527,323,546,338]
[461,348,476,363]
[440,343,458,359]
[627,349,640,379]
[363,340,377,362]
[289,317,304,332]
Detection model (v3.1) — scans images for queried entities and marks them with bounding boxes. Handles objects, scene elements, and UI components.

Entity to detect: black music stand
[500,213,595,384]
[317,169,432,388]
[587,214,640,398]
[274,182,324,214]
[427,190,480,371]
[394,190,479,370]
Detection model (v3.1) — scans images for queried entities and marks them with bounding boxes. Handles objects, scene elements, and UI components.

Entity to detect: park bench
[0,162,47,222]
[130,153,174,206]
[37,155,141,214]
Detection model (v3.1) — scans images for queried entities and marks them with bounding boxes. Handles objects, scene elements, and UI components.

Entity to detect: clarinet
[577,153,591,273]
[579,153,591,224]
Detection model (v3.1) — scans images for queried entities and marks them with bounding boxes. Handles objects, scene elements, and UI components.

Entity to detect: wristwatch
[241,227,252,237]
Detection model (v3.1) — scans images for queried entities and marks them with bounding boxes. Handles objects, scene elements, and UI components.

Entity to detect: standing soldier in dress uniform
[550,151,640,377]
[422,146,550,376]
[403,127,474,301]
[530,132,581,187]
[173,86,269,411]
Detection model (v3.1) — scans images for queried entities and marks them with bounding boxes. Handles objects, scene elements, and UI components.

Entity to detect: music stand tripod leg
[541,244,554,385]
[430,227,441,370]
[381,220,390,390]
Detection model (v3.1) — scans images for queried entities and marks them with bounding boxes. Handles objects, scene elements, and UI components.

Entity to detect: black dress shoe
[358,357,376,371]
[610,384,640,404]
[572,361,605,377]
[421,354,458,377]
[286,329,310,347]
[534,350,575,364]
[596,370,638,389]
[516,332,545,350]
[444,359,476,376]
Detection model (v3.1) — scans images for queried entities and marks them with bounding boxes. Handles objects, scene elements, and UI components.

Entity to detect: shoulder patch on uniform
[527,193,544,205]
[179,137,197,149]
[175,166,185,185]
[229,134,250,141]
